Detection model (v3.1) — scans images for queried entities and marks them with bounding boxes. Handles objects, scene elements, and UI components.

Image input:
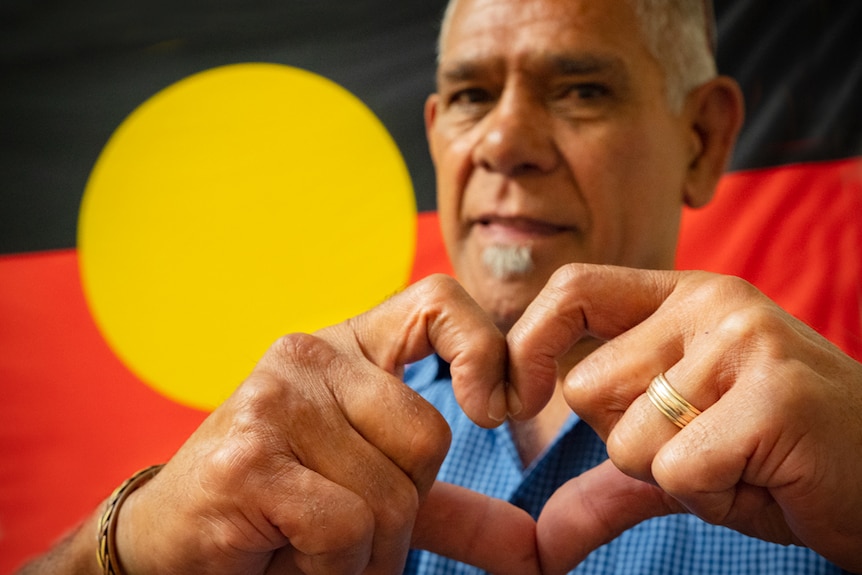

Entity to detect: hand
[113,274,539,575]
[507,264,862,574]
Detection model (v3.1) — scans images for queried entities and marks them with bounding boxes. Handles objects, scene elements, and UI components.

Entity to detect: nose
[472,89,558,176]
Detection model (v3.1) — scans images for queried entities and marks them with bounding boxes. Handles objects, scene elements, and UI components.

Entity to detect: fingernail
[507,387,523,417]
[488,381,507,422]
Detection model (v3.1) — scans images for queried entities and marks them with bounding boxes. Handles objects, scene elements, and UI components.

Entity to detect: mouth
[472,215,574,239]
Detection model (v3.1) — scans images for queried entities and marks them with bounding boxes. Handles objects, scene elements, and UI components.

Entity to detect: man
[19,0,862,573]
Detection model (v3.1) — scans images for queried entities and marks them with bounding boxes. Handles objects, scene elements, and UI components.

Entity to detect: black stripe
[716,0,862,169]
[1,0,860,254]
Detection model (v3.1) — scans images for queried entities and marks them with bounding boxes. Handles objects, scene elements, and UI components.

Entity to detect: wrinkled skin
[109,267,862,575]
[506,265,862,574]
[426,0,725,333]
[111,275,541,575]
[114,0,858,570]
[18,0,862,572]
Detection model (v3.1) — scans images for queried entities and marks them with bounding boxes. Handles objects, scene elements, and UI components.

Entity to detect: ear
[682,76,745,208]
[424,93,441,150]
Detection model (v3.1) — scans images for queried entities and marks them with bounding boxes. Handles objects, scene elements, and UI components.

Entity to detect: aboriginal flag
[1,0,860,571]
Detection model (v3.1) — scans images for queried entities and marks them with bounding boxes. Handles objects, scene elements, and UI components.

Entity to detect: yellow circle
[79,63,416,411]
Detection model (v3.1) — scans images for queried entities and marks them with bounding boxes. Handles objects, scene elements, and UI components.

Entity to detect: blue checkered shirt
[403,355,845,575]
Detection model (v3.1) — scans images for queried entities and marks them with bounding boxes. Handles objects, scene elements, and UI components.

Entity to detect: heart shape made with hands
[412,455,674,575]
[322,268,861,574]
[127,266,860,575]
[333,269,692,575]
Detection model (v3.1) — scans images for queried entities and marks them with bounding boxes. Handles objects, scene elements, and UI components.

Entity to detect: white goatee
[482,244,534,279]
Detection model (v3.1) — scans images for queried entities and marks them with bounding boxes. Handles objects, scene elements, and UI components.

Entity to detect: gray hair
[482,244,534,279]
[631,0,717,111]
[437,0,717,113]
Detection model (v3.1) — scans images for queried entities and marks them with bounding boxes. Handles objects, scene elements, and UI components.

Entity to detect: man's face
[426,0,697,331]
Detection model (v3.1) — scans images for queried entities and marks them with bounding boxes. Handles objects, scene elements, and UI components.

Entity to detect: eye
[562,83,610,101]
[441,87,496,122]
[448,87,494,107]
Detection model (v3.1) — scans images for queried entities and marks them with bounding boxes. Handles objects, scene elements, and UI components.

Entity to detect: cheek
[432,132,477,232]
[566,128,686,266]
[613,139,687,266]
[432,150,467,260]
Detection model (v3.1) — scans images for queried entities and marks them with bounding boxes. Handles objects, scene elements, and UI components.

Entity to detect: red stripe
[0,250,207,572]
[410,211,455,283]
[678,158,862,361]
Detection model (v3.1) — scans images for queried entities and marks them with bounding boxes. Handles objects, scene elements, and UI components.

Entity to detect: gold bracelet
[97,464,165,575]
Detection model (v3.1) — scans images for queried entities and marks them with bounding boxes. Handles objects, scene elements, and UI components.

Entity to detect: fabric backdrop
[1,1,860,572]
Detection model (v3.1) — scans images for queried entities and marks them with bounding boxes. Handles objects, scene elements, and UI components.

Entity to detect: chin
[453,246,561,330]
[473,274,545,334]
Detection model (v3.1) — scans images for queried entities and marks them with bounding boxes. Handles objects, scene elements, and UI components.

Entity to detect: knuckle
[236,333,337,407]
[288,497,375,561]
[259,332,342,403]
[715,303,789,354]
[269,332,336,368]
[715,307,762,342]
[374,479,421,534]
[412,273,465,306]
[410,406,453,467]
[316,501,376,556]
[549,261,588,287]
[544,263,590,303]
[565,349,629,411]
[686,273,756,309]
[389,400,451,493]
[685,275,789,348]
[606,427,653,482]
[228,333,345,445]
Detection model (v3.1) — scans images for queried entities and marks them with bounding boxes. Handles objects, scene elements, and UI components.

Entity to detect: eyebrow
[437,61,483,86]
[549,53,626,76]
[437,52,628,86]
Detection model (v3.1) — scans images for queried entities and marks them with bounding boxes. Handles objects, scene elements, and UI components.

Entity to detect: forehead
[440,0,658,81]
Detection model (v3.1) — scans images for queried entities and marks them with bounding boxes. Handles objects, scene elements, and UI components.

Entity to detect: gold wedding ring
[646,372,702,429]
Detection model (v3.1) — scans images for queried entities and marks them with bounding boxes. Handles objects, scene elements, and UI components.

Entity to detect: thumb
[536,460,683,575]
[412,481,541,575]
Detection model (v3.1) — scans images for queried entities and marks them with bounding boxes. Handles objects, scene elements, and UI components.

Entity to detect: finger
[267,332,452,497]
[508,264,682,420]
[321,274,509,428]
[605,281,789,484]
[602,298,810,537]
[267,464,376,575]
[649,370,801,543]
[605,324,736,483]
[251,345,439,574]
[121,455,376,575]
[564,273,764,438]
[412,482,541,575]
[645,307,862,571]
[536,460,681,575]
